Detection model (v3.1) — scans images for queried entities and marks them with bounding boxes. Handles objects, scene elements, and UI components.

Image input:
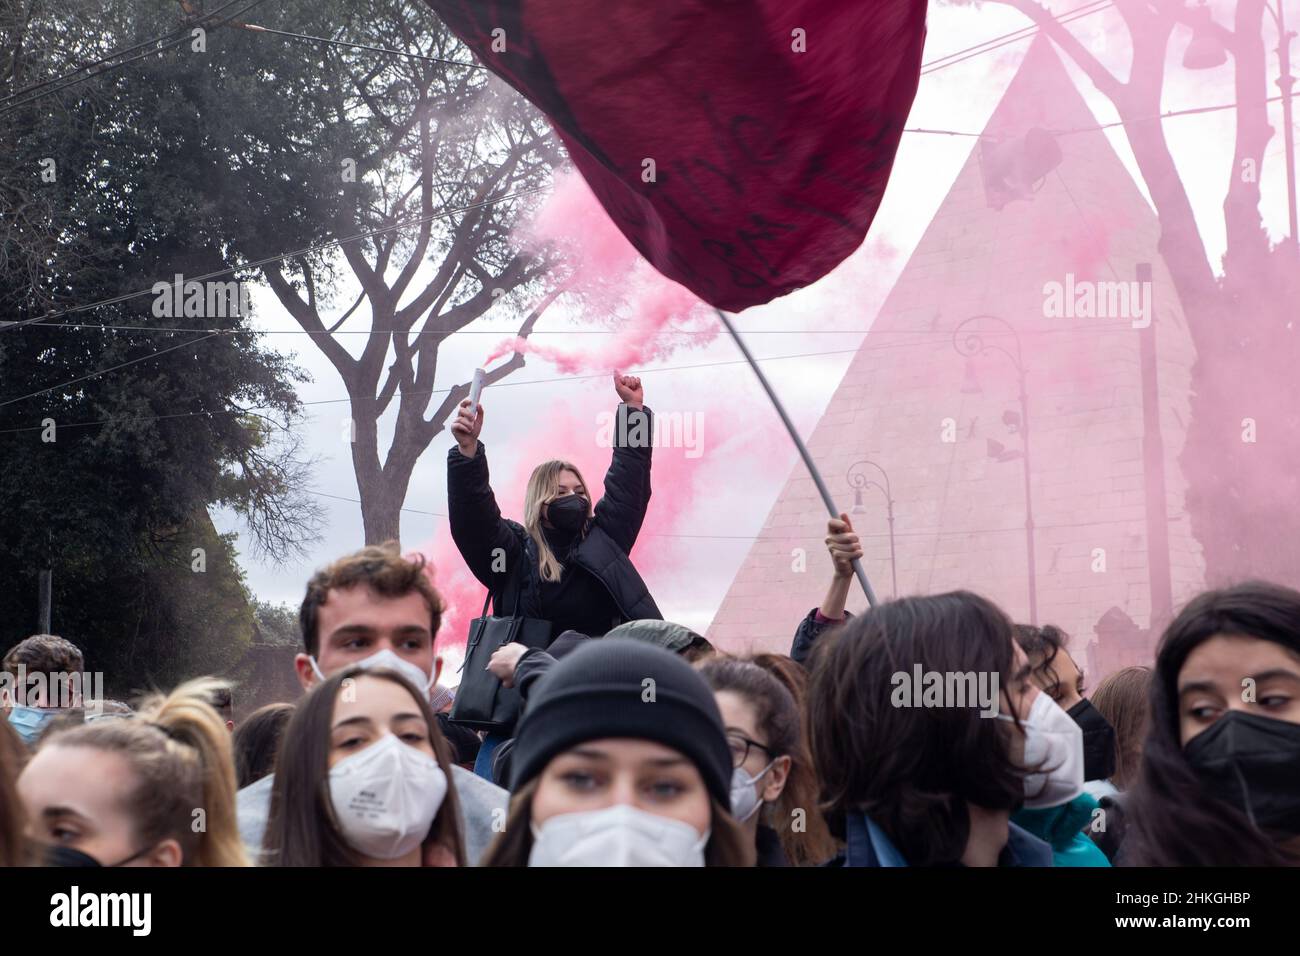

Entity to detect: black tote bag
[448,591,551,733]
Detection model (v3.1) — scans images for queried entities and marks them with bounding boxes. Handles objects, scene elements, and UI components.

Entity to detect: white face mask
[328,734,448,860]
[1000,691,1085,809]
[311,648,435,696]
[729,761,775,823]
[527,804,710,867]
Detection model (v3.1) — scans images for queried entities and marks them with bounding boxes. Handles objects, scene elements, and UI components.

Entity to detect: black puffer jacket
[447,403,662,630]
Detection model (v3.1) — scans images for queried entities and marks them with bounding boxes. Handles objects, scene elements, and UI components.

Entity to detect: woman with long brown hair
[1083,665,1151,862]
[482,639,753,866]
[700,658,838,865]
[1089,665,1151,793]
[263,666,465,867]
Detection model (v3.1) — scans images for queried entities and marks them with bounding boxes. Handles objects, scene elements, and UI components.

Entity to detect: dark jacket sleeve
[435,712,482,767]
[591,404,653,555]
[447,441,523,592]
[791,607,855,666]
[514,648,557,702]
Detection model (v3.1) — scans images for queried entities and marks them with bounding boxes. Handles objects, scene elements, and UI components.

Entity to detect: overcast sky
[213,1,1293,659]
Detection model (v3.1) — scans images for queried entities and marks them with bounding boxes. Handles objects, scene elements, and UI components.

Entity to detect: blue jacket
[1012,793,1111,867]
[841,812,1054,867]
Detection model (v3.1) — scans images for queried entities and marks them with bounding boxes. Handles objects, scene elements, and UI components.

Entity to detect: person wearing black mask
[448,372,660,644]
[18,678,248,867]
[448,373,661,777]
[1013,624,1117,786]
[1125,581,1300,866]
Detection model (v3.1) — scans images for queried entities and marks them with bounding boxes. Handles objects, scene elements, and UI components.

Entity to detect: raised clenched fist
[614,371,643,409]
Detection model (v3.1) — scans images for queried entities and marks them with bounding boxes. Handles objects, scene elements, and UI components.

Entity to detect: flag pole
[714,307,878,606]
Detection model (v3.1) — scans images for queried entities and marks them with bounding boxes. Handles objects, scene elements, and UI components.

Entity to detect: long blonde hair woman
[447,372,662,644]
[18,677,248,867]
[523,458,594,583]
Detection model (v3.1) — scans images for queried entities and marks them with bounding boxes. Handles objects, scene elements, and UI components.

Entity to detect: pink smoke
[408,402,605,663]
[483,170,718,372]
[419,175,907,654]
[406,385,787,658]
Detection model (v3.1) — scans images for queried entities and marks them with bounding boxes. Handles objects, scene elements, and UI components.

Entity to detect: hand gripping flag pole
[714,307,878,606]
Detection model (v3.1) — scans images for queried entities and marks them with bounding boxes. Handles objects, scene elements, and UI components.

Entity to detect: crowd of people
[2,377,1298,867]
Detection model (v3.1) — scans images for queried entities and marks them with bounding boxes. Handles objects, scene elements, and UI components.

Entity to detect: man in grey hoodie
[236,543,506,864]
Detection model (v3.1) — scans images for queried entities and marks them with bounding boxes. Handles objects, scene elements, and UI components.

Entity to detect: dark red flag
[423,1,928,311]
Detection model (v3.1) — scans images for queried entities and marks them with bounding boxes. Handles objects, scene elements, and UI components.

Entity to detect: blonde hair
[523,460,592,583]
[43,676,249,867]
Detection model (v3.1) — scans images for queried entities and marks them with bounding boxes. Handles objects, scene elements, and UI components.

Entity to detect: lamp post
[847,460,898,598]
[953,314,1038,625]
[1184,1,1298,248]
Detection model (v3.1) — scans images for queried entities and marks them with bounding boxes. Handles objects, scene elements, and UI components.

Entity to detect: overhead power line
[0,0,249,106]
[234,22,483,70]
[0,0,271,119]
[0,184,549,334]
[920,1,1114,75]
[0,322,1142,429]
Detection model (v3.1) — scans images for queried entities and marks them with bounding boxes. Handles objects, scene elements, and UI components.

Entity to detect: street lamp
[847,460,898,598]
[952,314,1039,625]
[1183,1,1298,249]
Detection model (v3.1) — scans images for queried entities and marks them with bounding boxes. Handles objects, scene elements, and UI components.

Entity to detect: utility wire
[0,184,549,334]
[921,1,1114,75]
[0,185,550,404]
[0,0,271,119]
[0,330,222,410]
[0,323,1142,430]
[0,344,872,422]
[304,487,1187,542]
[0,0,250,106]
[235,22,483,70]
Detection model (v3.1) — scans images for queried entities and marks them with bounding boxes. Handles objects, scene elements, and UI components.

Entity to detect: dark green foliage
[0,1,322,689]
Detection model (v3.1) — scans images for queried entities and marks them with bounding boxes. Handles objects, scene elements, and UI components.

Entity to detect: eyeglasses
[726,732,773,769]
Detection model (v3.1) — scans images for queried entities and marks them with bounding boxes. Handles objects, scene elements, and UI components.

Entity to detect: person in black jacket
[448,373,662,778]
[447,372,661,639]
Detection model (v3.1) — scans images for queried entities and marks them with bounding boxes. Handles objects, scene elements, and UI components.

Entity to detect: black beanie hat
[509,639,733,807]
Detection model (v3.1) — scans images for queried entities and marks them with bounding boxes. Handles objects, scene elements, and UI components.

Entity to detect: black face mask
[1184,710,1300,835]
[44,844,102,867]
[545,494,588,533]
[1067,697,1117,782]
[43,843,152,868]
